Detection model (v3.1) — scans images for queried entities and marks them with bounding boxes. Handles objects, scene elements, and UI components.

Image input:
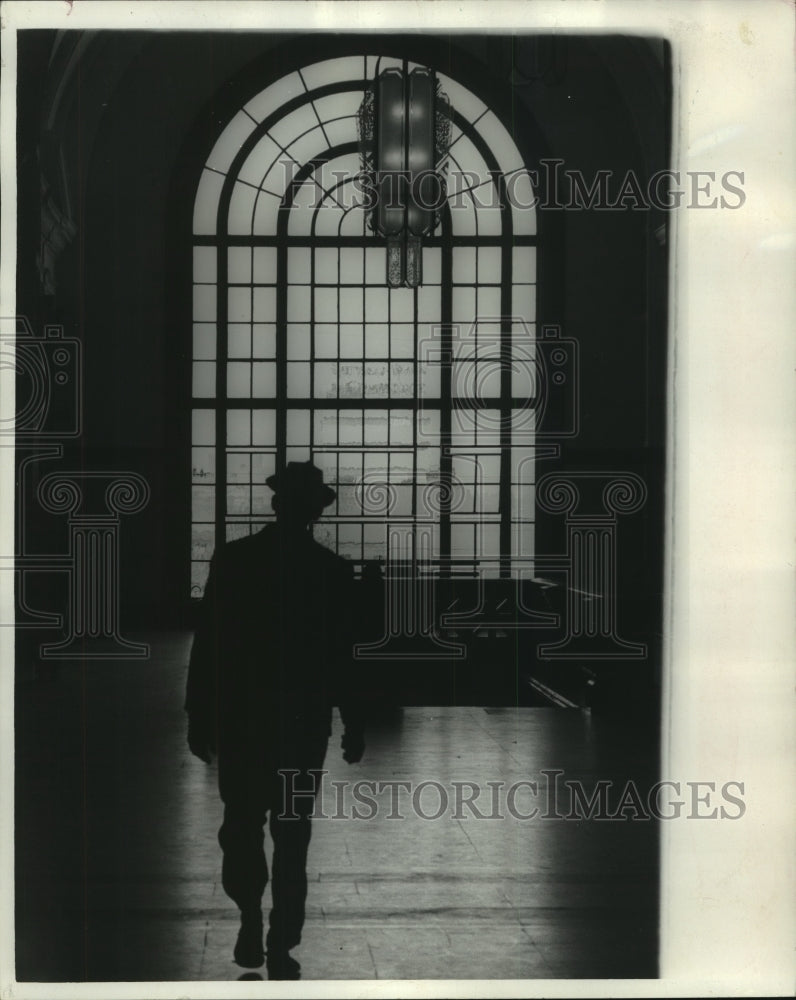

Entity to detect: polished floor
[15,632,659,982]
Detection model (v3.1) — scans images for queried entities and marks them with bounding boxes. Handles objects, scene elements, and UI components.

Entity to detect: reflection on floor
[15,632,658,982]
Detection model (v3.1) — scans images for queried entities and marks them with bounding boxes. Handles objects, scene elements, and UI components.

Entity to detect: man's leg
[218,756,269,967]
[218,800,268,914]
[266,804,314,959]
[265,733,328,978]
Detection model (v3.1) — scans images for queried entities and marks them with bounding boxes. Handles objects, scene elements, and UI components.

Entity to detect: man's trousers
[217,722,329,955]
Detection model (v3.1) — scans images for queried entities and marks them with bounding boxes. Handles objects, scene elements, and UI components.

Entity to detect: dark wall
[16,31,669,682]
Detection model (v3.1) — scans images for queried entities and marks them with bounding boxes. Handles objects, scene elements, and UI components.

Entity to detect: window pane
[362,523,386,562]
[228,247,252,284]
[365,247,384,284]
[477,286,502,320]
[193,362,216,397]
[339,288,363,322]
[390,288,413,322]
[312,451,338,483]
[314,410,338,446]
[192,409,215,445]
[194,247,217,283]
[192,485,215,522]
[452,247,477,284]
[252,451,276,483]
[252,484,273,515]
[252,362,276,396]
[365,287,388,322]
[227,452,251,484]
[228,182,257,235]
[288,286,311,321]
[389,451,412,482]
[227,485,250,515]
[417,286,439,322]
[416,446,440,478]
[288,247,311,283]
[253,287,277,322]
[336,485,359,517]
[193,169,225,235]
[314,324,338,359]
[390,324,414,358]
[192,524,215,559]
[390,362,414,397]
[287,324,311,360]
[364,362,388,398]
[363,451,388,479]
[227,362,251,397]
[227,410,251,446]
[424,248,441,284]
[287,409,310,445]
[339,362,363,398]
[339,452,362,483]
[452,287,476,327]
[479,247,502,283]
[253,192,280,234]
[365,324,389,359]
[390,411,414,446]
[244,70,303,124]
[286,362,310,397]
[314,287,338,318]
[512,284,536,323]
[340,324,363,358]
[192,447,215,483]
[337,523,361,560]
[252,409,276,446]
[364,410,389,446]
[193,323,216,360]
[512,353,537,399]
[338,411,362,446]
[314,248,338,284]
[226,523,251,542]
[253,324,276,358]
[314,362,337,398]
[452,454,477,484]
[228,324,251,358]
[254,247,278,282]
[509,173,537,234]
[451,522,475,560]
[340,248,364,283]
[418,361,441,398]
[228,287,251,323]
[477,204,503,237]
[193,285,217,321]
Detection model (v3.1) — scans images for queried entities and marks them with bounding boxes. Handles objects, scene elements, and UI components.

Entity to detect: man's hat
[265,461,336,507]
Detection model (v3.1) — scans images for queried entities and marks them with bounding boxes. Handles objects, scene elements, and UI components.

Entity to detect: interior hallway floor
[15,632,659,982]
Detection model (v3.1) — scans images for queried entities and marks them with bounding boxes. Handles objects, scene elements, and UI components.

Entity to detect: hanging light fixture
[359,65,451,287]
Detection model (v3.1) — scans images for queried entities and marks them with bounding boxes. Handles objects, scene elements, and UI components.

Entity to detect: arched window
[190,55,537,597]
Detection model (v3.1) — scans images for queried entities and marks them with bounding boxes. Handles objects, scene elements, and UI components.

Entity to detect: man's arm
[335,561,366,763]
[185,552,221,762]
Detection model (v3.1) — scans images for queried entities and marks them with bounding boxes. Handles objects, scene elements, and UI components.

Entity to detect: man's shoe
[266,951,301,980]
[233,911,264,968]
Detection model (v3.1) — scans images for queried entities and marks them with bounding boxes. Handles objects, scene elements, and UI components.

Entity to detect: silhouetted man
[186,462,365,979]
